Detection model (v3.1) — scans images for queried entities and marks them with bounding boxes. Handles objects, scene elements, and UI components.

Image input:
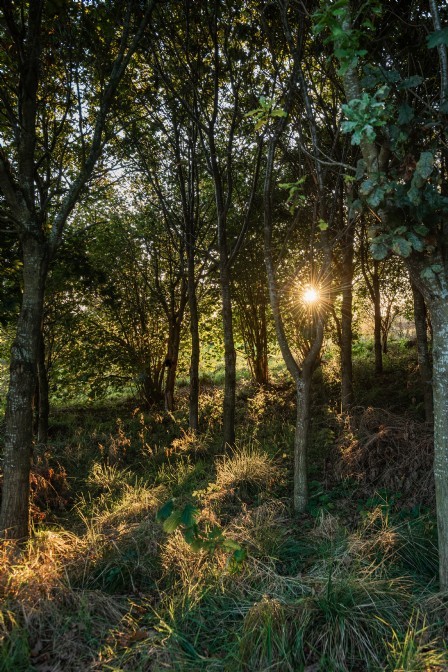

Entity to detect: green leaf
[371,241,389,260]
[222,538,242,552]
[399,75,423,89]
[270,108,287,118]
[189,539,205,552]
[359,179,375,197]
[156,500,174,523]
[398,103,414,125]
[391,237,412,257]
[366,187,385,208]
[318,219,329,231]
[232,548,247,563]
[413,224,429,236]
[163,510,183,533]
[183,526,198,544]
[181,504,199,527]
[420,266,435,281]
[415,152,434,180]
[407,232,425,252]
[355,159,366,180]
[427,28,448,49]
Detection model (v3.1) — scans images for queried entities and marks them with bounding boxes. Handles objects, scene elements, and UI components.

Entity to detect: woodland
[1,0,448,670]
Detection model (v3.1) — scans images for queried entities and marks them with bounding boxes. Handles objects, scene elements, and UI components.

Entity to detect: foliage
[156,499,247,572]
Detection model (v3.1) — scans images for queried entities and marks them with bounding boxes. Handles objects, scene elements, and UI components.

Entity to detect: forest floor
[0,341,447,671]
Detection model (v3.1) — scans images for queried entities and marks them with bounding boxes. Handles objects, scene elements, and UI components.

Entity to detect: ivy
[427,28,448,49]
[341,88,391,145]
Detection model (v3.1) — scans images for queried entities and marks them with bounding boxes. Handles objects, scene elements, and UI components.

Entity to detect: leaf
[183,526,198,544]
[371,241,389,260]
[420,266,435,281]
[366,187,385,208]
[318,219,329,231]
[397,103,414,125]
[355,159,366,180]
[189,539,205,552]
[232,548,247,563]
[270,108,287,117]
[156,499,174,523]
[391,237,412,257]
[427,28,448,49]
[415,152,434,180]
[163,509,183,533]
[222,538,241,551]
[413,224,429,236]
[181,503,199,527]
[399,75,423,90]
[407,232,425,252]
[359,179,375,197]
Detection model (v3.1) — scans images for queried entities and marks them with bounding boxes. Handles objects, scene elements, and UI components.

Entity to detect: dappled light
[1,0,448,669]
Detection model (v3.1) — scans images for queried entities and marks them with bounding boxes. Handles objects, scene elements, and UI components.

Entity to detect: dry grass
[335,407,434,506]
[216,443,277,492]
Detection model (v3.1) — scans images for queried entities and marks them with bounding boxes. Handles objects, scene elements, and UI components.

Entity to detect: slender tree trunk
[220,254,236,446]
[294,373,312,512]
[430,300,448,590]
[37,329,49,444]
[341,233,354,411]
[254,301,269,385]
[411,280,433,423]
[164,320,182,412]
[187,255,200,431]
[1,237,48,539]
[372,261,383,374]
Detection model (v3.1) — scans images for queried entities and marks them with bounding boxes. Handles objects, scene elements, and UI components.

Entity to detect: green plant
[156,500,247,572]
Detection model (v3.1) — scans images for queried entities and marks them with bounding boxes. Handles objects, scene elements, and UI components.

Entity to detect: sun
[302,286,320,305]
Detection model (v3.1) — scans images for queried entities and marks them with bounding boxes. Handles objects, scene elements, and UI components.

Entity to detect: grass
[0,344,447,670]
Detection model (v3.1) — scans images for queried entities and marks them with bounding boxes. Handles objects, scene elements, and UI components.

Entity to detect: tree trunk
[37,328,49,444]
[294,373,312,512]
[341,233,354,411]
[220,255,236,446]
[372,261,383,374]
[253,300,269,385]
[430,300,448,590]
[0,236,48,540]
[187,251,200,431]
[411,280,433,423]
[164,319,182,412]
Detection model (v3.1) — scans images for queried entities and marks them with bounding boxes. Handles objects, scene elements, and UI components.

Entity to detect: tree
[0,0,155,539]
[148,0,263,445]
[261,0,335,512]
[315,0,448,588]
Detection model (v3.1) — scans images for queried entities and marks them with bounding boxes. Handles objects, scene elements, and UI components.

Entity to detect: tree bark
[430,300,448,589]
[294,373,311,512]
[37,328,49,444]
[340,231,354,410]
[164,317,183,412]
[0,236,48,539]
[187,253,200,431]
[220,254,236,446]
[372,261,383,374]
[411,280,433,423]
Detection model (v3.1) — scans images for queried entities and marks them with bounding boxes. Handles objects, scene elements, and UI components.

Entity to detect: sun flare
[302,286,319,305]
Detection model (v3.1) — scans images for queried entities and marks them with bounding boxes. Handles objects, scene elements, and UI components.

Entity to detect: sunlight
[302,286,320,305]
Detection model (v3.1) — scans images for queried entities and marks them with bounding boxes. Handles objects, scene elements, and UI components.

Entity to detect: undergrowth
[0,345,446,671]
